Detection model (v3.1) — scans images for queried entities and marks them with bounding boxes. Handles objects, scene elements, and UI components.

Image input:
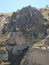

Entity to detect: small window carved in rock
[16,26,20,31]
[26,27,30,31]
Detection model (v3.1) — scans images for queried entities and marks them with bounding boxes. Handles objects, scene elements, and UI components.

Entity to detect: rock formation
[1,6,47,46]
[0,6,48,65]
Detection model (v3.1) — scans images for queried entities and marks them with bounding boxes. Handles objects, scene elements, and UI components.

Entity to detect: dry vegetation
[0,32,11,43]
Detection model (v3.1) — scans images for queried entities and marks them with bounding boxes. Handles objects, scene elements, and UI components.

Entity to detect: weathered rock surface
[0,6,48,65]
[1,6,47,46]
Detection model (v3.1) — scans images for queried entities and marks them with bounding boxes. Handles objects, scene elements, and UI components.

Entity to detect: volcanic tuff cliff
[0,6,47,46]
[0,6,49,65]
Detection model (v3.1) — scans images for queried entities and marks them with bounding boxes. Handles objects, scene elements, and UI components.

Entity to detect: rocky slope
[40,7,49,21]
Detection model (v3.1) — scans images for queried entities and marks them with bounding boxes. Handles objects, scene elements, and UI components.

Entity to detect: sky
[0,0,49,13]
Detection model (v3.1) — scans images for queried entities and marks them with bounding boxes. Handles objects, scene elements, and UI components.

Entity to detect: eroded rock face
[0,6,47,54]
[2,6,47,46]
[0,6,48,65]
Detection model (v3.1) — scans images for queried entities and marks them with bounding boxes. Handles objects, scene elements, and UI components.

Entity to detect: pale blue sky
[0,0,49,13]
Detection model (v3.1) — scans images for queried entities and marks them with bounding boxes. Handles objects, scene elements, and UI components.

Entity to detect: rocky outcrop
[1,6,47,46]
[0,6,48,65]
